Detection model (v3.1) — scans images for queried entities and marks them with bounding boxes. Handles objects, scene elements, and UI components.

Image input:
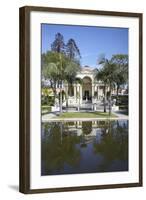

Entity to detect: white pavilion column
[64,84,68,98]
[80,85,82,104]
[92,83,94,102]
[76,84,80,110]
[77,84,80,100]
[94,84,97,101]
[65,83,69,107]
[98,85,102,99]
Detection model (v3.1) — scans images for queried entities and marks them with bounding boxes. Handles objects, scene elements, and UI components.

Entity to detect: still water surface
[41,120,128,175]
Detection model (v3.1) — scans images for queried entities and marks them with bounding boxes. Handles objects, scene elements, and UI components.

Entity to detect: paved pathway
[112,110,128,119]
[42,112,58,121]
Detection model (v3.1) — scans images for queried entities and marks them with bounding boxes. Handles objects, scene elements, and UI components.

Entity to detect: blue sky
[41,24,128,68]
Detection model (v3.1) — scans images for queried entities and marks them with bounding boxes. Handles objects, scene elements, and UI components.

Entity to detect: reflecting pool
[41,120,128,176]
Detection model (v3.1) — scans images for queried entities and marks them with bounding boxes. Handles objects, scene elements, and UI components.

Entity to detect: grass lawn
[56,112,117,119]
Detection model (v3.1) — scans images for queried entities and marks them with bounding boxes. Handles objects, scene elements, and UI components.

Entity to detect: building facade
[62,66,105,109]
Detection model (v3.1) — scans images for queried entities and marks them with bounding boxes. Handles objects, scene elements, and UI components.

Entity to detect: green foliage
[112,95,128,106]
[41,33,82,111]
[97,54,128,89]
[82,121,92,135]
[41,95,55,106]
[41,105,52,114]
[42,33,81,86]
[75,77,83,85]
[96,54,128,113]
[97,57,117,86]
[41,88,55,106]
[111,54,128,92]
[64,59,81,84]
[41,123,81,174]
[93,120,128,168]
[42,51,81,86]
[41,120,128,175]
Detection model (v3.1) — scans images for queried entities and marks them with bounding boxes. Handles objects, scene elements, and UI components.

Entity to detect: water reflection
[41,120,128,175]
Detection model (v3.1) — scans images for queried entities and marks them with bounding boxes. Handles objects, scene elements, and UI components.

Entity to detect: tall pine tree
[66,38,81,61]
[51,32,65,53]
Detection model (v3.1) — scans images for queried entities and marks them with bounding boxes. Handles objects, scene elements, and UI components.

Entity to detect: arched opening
[82,76,92,102]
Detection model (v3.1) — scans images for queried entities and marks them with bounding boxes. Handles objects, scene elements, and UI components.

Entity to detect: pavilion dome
[81,65,94,72]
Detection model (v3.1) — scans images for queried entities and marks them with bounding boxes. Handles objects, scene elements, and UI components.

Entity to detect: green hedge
[41,95,55,106]
[41,106,52,114]
[112,95,128,106]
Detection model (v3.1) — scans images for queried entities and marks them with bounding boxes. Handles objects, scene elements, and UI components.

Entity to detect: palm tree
[42,51,81,113]
[96,57,116,114]
[111,54,128,97]
[64,61,81,111]
[96,68,107,112]
[42,34,82,114]
[42,51,66,113]
[42,52,60,98]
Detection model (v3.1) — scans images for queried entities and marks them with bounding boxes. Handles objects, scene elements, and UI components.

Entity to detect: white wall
[0,0,145,199]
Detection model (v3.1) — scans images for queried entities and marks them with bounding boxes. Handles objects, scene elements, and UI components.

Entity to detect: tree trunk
[116,84,119,106]
[66,86,69,112]
[59,53,63,114]
[103,85,106,113]
[108,85,112,116]
[78,87,80,111]
[60,81,63,114]
[53,87,57,103]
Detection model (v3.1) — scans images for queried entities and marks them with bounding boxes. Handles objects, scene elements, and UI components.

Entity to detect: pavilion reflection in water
[41,120,128,175]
